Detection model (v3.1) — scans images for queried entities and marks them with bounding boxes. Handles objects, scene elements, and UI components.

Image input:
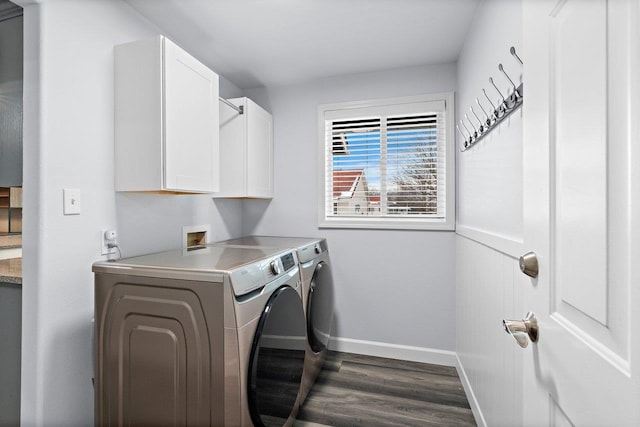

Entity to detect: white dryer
[212,236,335,404]
[93,245,305,427]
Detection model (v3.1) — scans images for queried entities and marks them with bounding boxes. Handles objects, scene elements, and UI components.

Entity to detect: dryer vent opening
[187,231,206,249]
[182,224,211,250]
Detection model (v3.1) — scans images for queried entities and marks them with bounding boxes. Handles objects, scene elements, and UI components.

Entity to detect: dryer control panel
[297,239,327,263]
[265,251,296,279]
[230,250,298,297]
[280,252,296,271]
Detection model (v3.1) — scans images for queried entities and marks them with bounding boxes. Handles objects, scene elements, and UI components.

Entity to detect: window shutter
[323,100,447,220]
[326,117,381,216]
[385,111,446,217]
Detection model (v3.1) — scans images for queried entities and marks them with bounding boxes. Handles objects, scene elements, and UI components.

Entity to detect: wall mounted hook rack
[460,47,523,152]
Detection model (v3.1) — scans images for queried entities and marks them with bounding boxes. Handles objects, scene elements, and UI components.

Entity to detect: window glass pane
[387,115,439,216]
[328,114,442,218]
[331,122,380,217]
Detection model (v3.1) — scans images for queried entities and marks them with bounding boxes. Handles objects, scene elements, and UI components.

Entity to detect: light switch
[63,188,81,215]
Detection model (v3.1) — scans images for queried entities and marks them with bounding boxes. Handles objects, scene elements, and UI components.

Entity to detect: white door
[521,0,640,425]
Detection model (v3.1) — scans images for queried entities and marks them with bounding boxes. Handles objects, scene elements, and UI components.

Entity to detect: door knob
[519,251,539,278]
[503,312,539,348]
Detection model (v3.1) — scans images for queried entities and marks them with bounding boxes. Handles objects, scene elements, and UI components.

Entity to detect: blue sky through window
[333,131,382,190]
[333,129,436,192]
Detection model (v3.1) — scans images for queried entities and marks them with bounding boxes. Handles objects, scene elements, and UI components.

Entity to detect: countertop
[0,257,21,285]
[0,235,22,250]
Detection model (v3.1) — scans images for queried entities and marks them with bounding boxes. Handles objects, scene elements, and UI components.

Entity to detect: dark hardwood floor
[295,351,477,427]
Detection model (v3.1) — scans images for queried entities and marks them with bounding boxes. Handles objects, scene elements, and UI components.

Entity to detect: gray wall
[18,0,243,424]
[244,63,458,353]
[455,0,525,425]
[0,14,23,186]
[456,0,523,239]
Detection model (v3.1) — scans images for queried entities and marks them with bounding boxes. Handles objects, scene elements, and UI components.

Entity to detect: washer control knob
[270,260,281,275]
[314,243,321,254]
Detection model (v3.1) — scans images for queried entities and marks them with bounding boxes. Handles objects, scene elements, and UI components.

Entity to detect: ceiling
[123,0,479,89]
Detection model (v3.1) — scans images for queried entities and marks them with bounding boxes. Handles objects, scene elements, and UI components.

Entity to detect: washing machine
[93,245,306,427]
[211,236,334,404]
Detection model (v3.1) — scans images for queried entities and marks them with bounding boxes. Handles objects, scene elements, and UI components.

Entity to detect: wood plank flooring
[295,352,476,427]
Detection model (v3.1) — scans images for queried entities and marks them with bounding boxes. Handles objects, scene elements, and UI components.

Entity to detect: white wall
[243,63,457,358]
[18,0,242,424]
[455,1,525,426]
[457,0,523,240]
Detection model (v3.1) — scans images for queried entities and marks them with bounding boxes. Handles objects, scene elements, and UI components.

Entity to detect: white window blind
[320,96,451,229]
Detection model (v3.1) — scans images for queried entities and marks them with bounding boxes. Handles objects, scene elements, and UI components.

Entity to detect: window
[318,93,454,230]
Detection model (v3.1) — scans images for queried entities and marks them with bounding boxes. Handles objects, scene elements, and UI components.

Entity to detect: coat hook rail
[460,47,523,152]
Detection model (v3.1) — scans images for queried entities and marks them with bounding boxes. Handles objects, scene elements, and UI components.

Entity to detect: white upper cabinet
[115,35,219,193]
[213,97,273,199]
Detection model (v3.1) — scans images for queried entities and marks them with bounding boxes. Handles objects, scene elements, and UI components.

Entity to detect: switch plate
[63,188,81,215]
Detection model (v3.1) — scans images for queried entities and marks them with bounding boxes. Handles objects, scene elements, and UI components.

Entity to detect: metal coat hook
[498,64,517,92]
[489,77,508,117]
[456,124,469,140]
[460,47,524,152]
[464,114,478,137]
[456,124,469,145]
[470,106,484,131]
[510,46,523,65]
[461,118,474,139]
[476,98,491,125]
[489,77,505,103]
[499,63,521,108]
[467,117,481,141]
[456,125,469,151]
[482,89,498,119]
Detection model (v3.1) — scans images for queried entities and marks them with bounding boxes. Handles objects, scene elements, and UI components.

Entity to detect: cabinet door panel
[217,99,246,196]
[246,101,273,198]
[213,97,273,198]
[164,39,219,192]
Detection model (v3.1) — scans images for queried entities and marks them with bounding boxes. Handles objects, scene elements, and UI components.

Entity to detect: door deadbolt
[519,251,539,278]
[503,312,539,348]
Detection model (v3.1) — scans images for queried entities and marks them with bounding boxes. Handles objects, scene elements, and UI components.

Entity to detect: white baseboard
[328,336,457,367]
[455,354,487,427]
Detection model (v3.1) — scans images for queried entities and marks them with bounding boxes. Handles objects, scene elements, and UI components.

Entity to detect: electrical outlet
[101,229,117,255]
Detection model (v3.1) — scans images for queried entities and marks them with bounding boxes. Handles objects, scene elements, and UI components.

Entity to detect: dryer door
[247,285,306,427]
[307,261,335,353]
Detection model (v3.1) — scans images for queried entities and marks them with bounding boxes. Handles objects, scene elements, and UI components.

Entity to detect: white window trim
[317,92,455,231]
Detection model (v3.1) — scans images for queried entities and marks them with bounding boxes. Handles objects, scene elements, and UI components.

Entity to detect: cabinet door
[163,38,219,193]
[216,99,246,197]
[246,100,273,198]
